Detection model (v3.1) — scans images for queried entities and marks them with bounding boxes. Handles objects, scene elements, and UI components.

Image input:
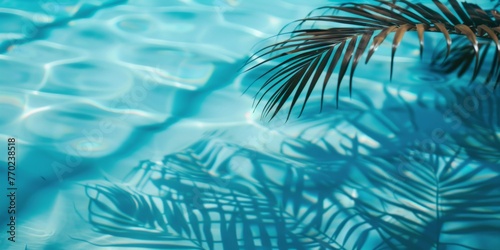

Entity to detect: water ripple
[42,59,133,98]
[0,57,45,90]
[0,92,24,125]
[3,0,499,249]
[21,102,133,157]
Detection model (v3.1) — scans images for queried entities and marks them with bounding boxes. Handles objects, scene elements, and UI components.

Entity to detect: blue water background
[0,0,499,249]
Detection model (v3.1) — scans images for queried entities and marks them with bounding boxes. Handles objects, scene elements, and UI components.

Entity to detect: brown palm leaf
[243,0,500,121]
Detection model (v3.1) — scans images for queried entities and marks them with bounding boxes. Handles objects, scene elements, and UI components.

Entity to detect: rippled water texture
[0,0,499,249]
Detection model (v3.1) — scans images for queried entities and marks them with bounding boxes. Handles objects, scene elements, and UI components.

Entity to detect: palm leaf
[243,0,500,121]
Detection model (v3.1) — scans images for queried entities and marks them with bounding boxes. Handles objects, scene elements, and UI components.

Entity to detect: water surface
[0,0,499,249]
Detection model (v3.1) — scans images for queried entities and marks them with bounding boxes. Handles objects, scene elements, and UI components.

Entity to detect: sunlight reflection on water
[0,0,499,249]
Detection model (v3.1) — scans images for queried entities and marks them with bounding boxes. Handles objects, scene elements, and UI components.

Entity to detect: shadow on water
[78,82,500,249]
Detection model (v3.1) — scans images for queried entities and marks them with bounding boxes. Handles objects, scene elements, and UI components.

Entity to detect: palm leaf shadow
[260,95,500,249]
[242,0,500,121]
[80,138,362,249]
[331,142,500,249]
[432,36,499,84]
[271,86,440,160]
[435,84,500,165]
[77,131,500,249]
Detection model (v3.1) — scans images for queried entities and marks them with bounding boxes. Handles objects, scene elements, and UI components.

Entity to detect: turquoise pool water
[0,0,499,249]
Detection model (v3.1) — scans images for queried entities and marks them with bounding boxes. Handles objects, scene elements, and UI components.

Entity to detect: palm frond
[243,0,500,120]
